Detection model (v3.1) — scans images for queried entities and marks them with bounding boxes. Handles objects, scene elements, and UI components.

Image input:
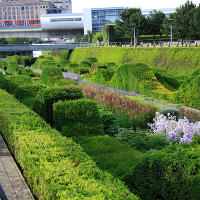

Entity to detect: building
[83,7,176,34]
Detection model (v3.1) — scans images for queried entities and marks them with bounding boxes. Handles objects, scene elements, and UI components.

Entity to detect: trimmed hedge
[40,67,64,86]
[33,87,84,124]
[70,47,200,79]
[130,145,200,200]
[6,56,19,74]
[53,98,104,136]
[17,67,35,77]
[5,75,33,94]
[14,84,45,100]
[0,88,138,200]
[0,74,8,89]
[32,56,58,69]
[174,70,200,110]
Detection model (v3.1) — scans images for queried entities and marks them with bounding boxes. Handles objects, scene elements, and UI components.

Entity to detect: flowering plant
[148,112,200,143]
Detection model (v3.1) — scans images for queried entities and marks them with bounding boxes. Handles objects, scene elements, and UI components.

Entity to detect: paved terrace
[0,134,34,200]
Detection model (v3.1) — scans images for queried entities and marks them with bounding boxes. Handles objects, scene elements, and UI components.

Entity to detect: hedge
[33,87,84,124]
[0,74,8,89]
[5,75,33,94]
[40,67,64,86]
[6,56,19,74]
[53,98,104,136]
[32,56,58,69]
[129,145,200,200]
[17,67,35,77]
[70,47,200,79]
[0,88,138,200]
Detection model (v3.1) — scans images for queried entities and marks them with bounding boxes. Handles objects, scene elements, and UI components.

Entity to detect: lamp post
[132,22,136,47]
[169,19,173,47]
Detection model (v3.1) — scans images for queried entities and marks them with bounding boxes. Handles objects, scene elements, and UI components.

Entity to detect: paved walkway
[0,134,34,200]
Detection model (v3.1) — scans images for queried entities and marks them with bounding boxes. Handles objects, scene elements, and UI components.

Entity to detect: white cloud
[72,0,200,13]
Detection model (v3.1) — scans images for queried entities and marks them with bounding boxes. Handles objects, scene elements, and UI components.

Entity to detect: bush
[159,107,181,119]
[33,87,84,124]
[17,67,35,77]
[130,145,200,200]
[14,84,45,100]
[6,56,19,74]
[40,67,63,86]
[0,74,8,90]
[53,98,103,136]
[0,60,8,71]
[53,78,78,87]
[115,128,169,152]
[84,57,98,67]
[0,88,138,200]
[5,75,33,94]
[174,70,200,109]
[32,56,58,69]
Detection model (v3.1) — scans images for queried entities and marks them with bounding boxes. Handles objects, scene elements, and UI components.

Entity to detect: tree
[191,4,200,39]
[173,1,196,42]
[147,10,166,40]
[115,8,147,45]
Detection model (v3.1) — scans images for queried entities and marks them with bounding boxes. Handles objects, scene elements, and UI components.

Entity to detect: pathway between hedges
[0,134,34,200]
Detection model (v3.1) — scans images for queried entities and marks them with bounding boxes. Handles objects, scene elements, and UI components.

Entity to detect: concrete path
[0,134,34,200]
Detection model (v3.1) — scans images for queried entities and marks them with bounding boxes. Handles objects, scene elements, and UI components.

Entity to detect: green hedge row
[70,47,200,79]
[6,56,19,74]
[130,145,200,200]
[53,98,104,136]
[32,56,58,69]
[33,87,84,124]
[0,88,138,200]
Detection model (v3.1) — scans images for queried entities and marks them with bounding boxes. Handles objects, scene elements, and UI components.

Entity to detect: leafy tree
[115,8,147,45]
[191,4,200,39]
[173,1,196,42]
[147,10,166,40]
[92,32,103,43]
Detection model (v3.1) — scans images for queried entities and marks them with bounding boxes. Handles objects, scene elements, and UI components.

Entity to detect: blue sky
[72,0,200,13]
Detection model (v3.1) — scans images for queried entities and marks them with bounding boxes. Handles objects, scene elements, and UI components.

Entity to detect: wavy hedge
[0,89,139,200]
[71,47,200,78]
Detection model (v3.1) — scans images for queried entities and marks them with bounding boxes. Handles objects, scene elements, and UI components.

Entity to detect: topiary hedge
[0,88,138,200]
[0,74,8,90]
[32,56,58,69]
[174,69,200,109]
[6,56,19,74]
[33,86,84,124]
[40,67,64,86]
[129,145,200,200]
[53,98,104,136]
[5,75,33,94]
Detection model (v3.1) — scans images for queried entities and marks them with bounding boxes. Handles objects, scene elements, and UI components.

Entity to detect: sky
[72,0,200,13]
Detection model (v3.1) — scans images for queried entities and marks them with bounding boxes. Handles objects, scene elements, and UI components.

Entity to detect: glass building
[83,7,176,34]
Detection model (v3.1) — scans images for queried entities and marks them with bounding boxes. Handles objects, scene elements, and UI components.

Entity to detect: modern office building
[83,7,176,34]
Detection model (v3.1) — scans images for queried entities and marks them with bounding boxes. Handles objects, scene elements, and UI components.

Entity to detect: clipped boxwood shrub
[33,86,84,124]
[32,56,58,69]
[0,88,138,200]
[40,67,63,86]
[53,98,104,136]
[6,56,19,74]
[0,74,8,90]
[17,67,35,77]
[130,145,200,200]
[5,75,33,94]
[174,69,200,109]
[14,84,45,100]
[0,60,8,71]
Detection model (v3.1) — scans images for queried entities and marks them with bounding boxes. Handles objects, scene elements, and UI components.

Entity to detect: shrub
[17,67,35,77]
[5,75,33,94]
[53,98,103,136]
[84,57,98,67]
[6,56,19,74]
[159,107,181,119]
[115,128,169,152]
[174,70,200,110]
[33,87,84,124]
[32,56,58,69]
[178,106,200,122]
[0,74,8,90]
[53,78,78,87]
[14,84,45,100]
[0,60,8,71]
[0,89,138,200]
[130,145,200,200]
[20,56,32,66]
[40,67,63,86]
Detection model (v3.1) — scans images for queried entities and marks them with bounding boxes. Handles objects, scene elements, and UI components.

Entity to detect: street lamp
[169,19,173,47]
[132,22,136,47]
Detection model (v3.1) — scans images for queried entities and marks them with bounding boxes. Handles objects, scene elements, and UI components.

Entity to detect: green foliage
[53,78,78,87]
[92,32,103,43]
[40,67,63,86]
[6,56,19,74]
[0,74,8,89]
[115,128,169,152]
[130,144,200,200]
[110,63,157,95]
[84,57,98,67]
[159,107,181,119]
[73,135,142,182]
[151,67,181,91]
[103,24,116,45]
[17,67,35,77]
[0,60,8,71]
[174,70,200,109]
[5,75,33,94]
[0,89,138,200]
[70,47,200,79]
[32,56,58,69]
[14,84,45,100]
[53,98,103,136]
[33,87,84,124]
